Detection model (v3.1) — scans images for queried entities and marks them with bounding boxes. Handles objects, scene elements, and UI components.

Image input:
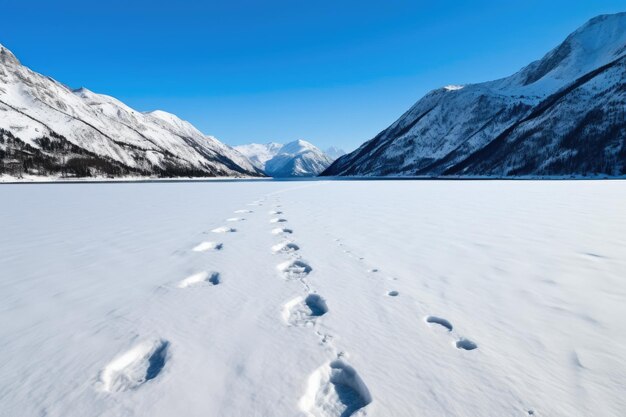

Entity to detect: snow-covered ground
[1,180,625,417]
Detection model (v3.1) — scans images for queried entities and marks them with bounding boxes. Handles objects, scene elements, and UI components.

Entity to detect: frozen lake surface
[1,180,625,417]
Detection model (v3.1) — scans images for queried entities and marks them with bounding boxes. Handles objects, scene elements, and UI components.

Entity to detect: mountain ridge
[0,44,262,179]
[322,12,626,177]
[235,140,334,177]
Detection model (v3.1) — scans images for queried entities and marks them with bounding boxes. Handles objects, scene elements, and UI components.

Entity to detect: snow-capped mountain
[265,140,333,177]
[235,140,334,177]
[323,13,626,177]
[0,45,262,179]
[324,146,346,161]
[234,142,283,170]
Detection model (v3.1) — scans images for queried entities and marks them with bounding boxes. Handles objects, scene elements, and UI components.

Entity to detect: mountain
[235,140,334,177]
[0,45,262,179]
[325,146,346,161]
[323,13,626,178]
[234,142,283,170]
[264,140,333,177]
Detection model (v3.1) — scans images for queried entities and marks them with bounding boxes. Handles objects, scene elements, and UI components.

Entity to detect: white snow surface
[1,180,625,416]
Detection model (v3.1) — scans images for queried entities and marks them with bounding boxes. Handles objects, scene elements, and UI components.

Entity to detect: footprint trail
[268,201,373,416]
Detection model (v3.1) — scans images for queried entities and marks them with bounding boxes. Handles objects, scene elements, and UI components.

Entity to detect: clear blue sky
[2,0,624,151]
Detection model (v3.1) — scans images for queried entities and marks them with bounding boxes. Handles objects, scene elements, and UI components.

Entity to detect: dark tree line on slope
[545,107,626,176]
[0,129,223,178]
[0,129,140,178]
[505,107,626,176]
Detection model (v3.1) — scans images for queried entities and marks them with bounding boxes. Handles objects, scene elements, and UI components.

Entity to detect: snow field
[1,180,625,416]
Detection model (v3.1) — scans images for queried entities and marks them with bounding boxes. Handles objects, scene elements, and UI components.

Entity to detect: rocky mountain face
[322,13,626,178]
[235,140,334,177]
[0,45,262,179]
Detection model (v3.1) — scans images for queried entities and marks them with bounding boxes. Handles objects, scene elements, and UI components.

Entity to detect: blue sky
[2,0,624,151]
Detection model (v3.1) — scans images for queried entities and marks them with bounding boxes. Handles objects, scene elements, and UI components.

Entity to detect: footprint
[271,228,293,235]
[367,269,379,273]
[212,226,236,233]
[455,338,478,351]
[282,294,328,326]
[299,359,372,417]
[277,259,312,279]
[100,339,169,392]
[192,241,223,252]
[425,316,453,331]
[272,242,300,253]
[226,217,245,222]
[269,210,283,215]
[270,218,287,223]
[305,294,329,316]
[387,291,399,297]
[234,209,253,214]
[178,271,221,288]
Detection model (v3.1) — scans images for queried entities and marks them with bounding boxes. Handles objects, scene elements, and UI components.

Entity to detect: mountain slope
[325,146,346,161]
[236,140,334,177]
[234,142,283,170]
[322,13,626,177]
[265,140,333,177]
[0,45,262,179]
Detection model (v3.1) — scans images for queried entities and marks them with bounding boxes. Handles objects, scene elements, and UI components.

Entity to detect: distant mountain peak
[235,139,334,177]
[325,146,346,160]
[279,139,318,155]
[234,142,283,170]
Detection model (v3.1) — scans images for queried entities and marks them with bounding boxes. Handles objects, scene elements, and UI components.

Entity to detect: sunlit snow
[1,180,625,416]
